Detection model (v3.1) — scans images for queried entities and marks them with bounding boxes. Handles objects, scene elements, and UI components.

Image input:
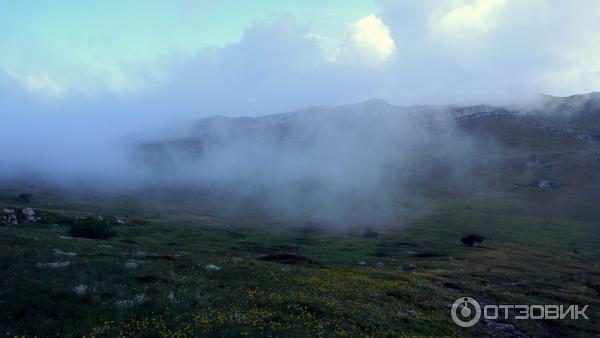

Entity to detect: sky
[1,0,600,117]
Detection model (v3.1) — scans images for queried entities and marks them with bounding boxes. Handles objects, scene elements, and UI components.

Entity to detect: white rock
[206,263,221,271]
[53,249,77,256]
[73,284,87,296]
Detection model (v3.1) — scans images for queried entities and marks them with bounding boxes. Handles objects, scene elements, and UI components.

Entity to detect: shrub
[68,218,117,239]
[461,234,485,247]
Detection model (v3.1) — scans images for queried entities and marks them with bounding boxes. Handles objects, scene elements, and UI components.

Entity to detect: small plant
[68,218,117,239]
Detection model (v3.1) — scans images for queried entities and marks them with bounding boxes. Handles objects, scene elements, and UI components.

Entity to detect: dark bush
[68,218,117,239]
[461,234,485,247]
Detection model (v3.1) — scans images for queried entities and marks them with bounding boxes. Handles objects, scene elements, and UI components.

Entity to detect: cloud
[429,0,507,39]
[3,1,600,111]
[7,71,66,99]
[334,14,395,65]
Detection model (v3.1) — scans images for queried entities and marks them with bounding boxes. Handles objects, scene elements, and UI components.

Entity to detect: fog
[1,0,599,225]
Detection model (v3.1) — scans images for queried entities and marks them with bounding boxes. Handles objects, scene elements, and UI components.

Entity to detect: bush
[461,234,485,247]
[68,218,117,239]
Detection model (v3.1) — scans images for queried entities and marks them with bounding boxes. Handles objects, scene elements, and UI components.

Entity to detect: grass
[1,188,599,337]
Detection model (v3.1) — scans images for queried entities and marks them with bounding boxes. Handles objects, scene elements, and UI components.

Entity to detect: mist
[2,0,599,225]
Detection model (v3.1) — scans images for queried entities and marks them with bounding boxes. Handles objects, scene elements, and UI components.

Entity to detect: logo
[451,297,481,327]
[450,296,589,327]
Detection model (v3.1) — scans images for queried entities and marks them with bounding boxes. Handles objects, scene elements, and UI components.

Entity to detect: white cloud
[334,14,395,65]
[4,2,600,109]
[429,0,507,40]
[7,71,66,99]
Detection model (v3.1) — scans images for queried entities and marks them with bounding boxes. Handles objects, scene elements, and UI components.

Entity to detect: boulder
[22,208,40,222]
[1,209,18,226]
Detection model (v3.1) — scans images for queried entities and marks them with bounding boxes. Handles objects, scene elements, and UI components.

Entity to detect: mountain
[137,92,600,161]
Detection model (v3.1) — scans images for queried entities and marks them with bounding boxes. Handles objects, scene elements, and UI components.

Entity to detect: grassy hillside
[1,187,599,337]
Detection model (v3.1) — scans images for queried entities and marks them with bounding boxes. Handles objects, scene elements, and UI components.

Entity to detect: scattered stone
[206,263,221,271]
[538,180,560,189]
[358,261,366,266]
[53,249,77,257]
[114,217,126,224]
[461,234,485,247]
[36,261,73,269]
[375,262,384,268]
[73,284,88,296]
[401,263,417,271]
